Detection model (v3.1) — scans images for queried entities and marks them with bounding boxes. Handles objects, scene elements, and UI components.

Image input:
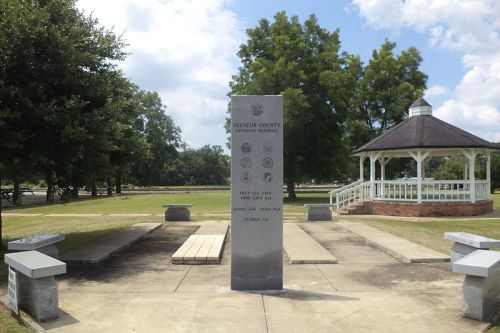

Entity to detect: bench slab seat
[8,233,65,258]
[304,204,333,221]
[452,250,500,322]
[163,204,192,221]
[444,232,500,264]
[4,251,66,322]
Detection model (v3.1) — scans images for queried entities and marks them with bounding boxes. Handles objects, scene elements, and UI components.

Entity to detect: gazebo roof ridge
[352,97,500,154]
[410,97,431,108]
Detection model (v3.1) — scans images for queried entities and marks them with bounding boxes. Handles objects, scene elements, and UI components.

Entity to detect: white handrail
[329,179,363,205]
[335,181,371,212]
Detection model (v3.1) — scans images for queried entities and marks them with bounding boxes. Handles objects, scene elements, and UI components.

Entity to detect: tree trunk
[71,187,79,199]
[286,179,297,199]
[12,179,21,205]
[91,177,97,197]
[115,171,122,194]
[107,175,113,196]
[46,177,55,202]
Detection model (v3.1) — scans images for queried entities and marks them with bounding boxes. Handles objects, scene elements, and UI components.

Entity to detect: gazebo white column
[462,149,477,203]
[486,152,491,200]
[359,154,366,181]
[369,152,380,199]
[409,150,429,204]
[378,156,392,197]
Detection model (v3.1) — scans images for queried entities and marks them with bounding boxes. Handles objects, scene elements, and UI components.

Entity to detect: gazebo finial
[409,96,432,116]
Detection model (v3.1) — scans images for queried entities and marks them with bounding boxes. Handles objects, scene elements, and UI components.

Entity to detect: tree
[228,12,357,198]
[167,145,230,185]
[131,91,181,186]
[0,0,126,202]
[348,40,427,148]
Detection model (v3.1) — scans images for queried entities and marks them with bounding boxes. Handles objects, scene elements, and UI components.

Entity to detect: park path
[8,220,484,333]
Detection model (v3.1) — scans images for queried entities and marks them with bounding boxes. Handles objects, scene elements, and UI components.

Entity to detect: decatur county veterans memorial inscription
[231,95,283,291]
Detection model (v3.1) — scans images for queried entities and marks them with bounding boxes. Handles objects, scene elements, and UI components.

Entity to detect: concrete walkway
[283,223,338,264]
[61,223,162,264]
[336,221,450,263]
[1,221,489,333]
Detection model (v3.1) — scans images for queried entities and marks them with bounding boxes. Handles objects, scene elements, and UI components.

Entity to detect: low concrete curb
[336,221,449,263]
[61,223,162,264]
[0,295,45,332]
[283,223,338,264]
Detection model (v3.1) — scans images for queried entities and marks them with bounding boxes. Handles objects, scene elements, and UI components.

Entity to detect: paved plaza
[1,221,491,332]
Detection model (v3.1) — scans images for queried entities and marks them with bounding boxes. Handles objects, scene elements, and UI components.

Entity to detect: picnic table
[0,187,35,202]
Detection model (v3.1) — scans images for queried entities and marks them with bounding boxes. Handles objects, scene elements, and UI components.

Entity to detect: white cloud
[352,0,500,142]
[425,85,448,99]
[77,0,242,149]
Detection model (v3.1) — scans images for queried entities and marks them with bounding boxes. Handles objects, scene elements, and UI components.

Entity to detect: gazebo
[331,97,500,217]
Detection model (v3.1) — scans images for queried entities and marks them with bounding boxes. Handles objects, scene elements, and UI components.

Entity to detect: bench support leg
[37,245,59,259]
[165,208,190,221]
[451,242,480,264]
[306,207,332,221]
[17,274,60,321]
[462,272,500,322]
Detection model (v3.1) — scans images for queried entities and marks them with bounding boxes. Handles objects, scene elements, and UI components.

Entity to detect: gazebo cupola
[330,97,500,217]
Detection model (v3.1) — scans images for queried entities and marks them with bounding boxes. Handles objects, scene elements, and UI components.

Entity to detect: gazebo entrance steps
[338,201,371,215]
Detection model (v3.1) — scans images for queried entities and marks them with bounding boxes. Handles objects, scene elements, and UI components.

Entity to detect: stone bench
[8,233,65,259]
[304,204,333,221]
[444,232,500,263]
[4,251,66,321]
[163,204,192,221]
[452,250,500,322]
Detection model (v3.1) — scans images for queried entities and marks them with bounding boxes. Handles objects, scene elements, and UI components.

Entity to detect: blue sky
[76,0,500,149]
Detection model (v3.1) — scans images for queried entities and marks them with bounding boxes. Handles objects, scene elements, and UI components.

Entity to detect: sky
[76,0,500,150]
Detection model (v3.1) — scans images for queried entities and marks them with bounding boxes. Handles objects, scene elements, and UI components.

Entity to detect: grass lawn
[0,305,30,333]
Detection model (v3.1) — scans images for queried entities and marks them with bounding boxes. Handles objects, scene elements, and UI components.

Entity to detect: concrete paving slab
[194,222,229,236]
[283,224,338,264]
[41,291,267,333]
[300,223,398,264]
[61,223,162,264]
[337,221,450,263]
[263,289,485,333]
[283,264,337,292]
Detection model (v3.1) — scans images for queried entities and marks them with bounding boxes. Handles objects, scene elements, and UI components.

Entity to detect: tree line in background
[0,0,230,206]
[228,12,500,197]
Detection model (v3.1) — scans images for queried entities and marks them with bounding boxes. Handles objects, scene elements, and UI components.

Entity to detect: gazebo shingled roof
[353,99,500,154]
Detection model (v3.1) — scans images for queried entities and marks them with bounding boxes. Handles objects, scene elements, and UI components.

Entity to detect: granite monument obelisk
[230,95,283,290]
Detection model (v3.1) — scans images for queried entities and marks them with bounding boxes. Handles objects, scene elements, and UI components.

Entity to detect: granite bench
[304,204,333,221]
[8,233,65,259]
[444,232,500,263]
[4,251,66,321]
[452,250,500,322]
[163,204,192,221]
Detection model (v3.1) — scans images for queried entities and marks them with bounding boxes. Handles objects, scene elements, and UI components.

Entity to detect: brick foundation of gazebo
[341,200,493,217]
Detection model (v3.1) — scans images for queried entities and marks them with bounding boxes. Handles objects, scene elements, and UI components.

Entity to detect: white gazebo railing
[328,179,363,205]
[334,181,371,211]
[334,179,491,212]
